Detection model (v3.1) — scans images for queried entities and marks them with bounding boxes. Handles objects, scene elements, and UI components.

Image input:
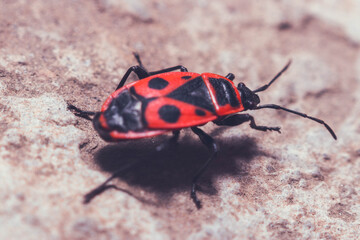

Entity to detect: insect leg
[117,53,188,90]
[116,65,150,90]
[156,130,181,151]
[67,104,97,121]
[190,127,219,209]
[83,160,141,204]
[214,114,281,133]
[149,65,188,75]
[133,52,146,69]
[133,52,188,73]
[134,52,188,75]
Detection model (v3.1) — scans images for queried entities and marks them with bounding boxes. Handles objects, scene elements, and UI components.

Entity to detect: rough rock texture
[1,0,359,239]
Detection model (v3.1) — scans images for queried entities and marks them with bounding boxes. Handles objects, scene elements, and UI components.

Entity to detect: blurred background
[1,0,359,239]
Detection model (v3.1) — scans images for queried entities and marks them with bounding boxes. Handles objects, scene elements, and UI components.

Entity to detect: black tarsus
[67,104,96,121]
[253,104,337,140]
[190,127,219,209]
[253,60,292,93]
[214,114,281,133]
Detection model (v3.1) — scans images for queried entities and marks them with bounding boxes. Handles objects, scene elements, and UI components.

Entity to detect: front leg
[67,104,96,121]
[214,114,281,133]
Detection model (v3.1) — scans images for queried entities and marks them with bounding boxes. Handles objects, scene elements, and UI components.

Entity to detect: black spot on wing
[148,77,169,90]
[159,105,180,123]
[181,76,192,80]
[167,76,215,113]
[209,78,240,107]
[195,109,206,116]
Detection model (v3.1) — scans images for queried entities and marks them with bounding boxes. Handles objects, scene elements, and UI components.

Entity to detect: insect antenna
[254,104,337,140]
[253,60,292,93]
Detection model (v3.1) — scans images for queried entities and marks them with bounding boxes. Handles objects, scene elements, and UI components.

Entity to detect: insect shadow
[91,128,265,206]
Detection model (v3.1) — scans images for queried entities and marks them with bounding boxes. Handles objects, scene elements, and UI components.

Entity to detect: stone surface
[1,0,359,239]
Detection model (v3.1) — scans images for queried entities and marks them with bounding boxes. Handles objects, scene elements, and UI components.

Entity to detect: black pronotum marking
[129,86,156,127]
[181,76,192,80]
[209,78,240,107]
[159,105,181,123]
[195,109,206,116]
[148,77,169,90]
[103,89,144,132]
[167,76,215,113]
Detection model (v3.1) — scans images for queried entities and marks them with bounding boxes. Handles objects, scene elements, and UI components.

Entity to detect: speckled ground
[1,0,359,239]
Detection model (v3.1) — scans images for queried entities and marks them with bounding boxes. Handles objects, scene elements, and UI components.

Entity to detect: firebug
[69,53,337,208]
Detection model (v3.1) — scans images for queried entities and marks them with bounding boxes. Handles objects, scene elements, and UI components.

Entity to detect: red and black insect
[69,53,337,208]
